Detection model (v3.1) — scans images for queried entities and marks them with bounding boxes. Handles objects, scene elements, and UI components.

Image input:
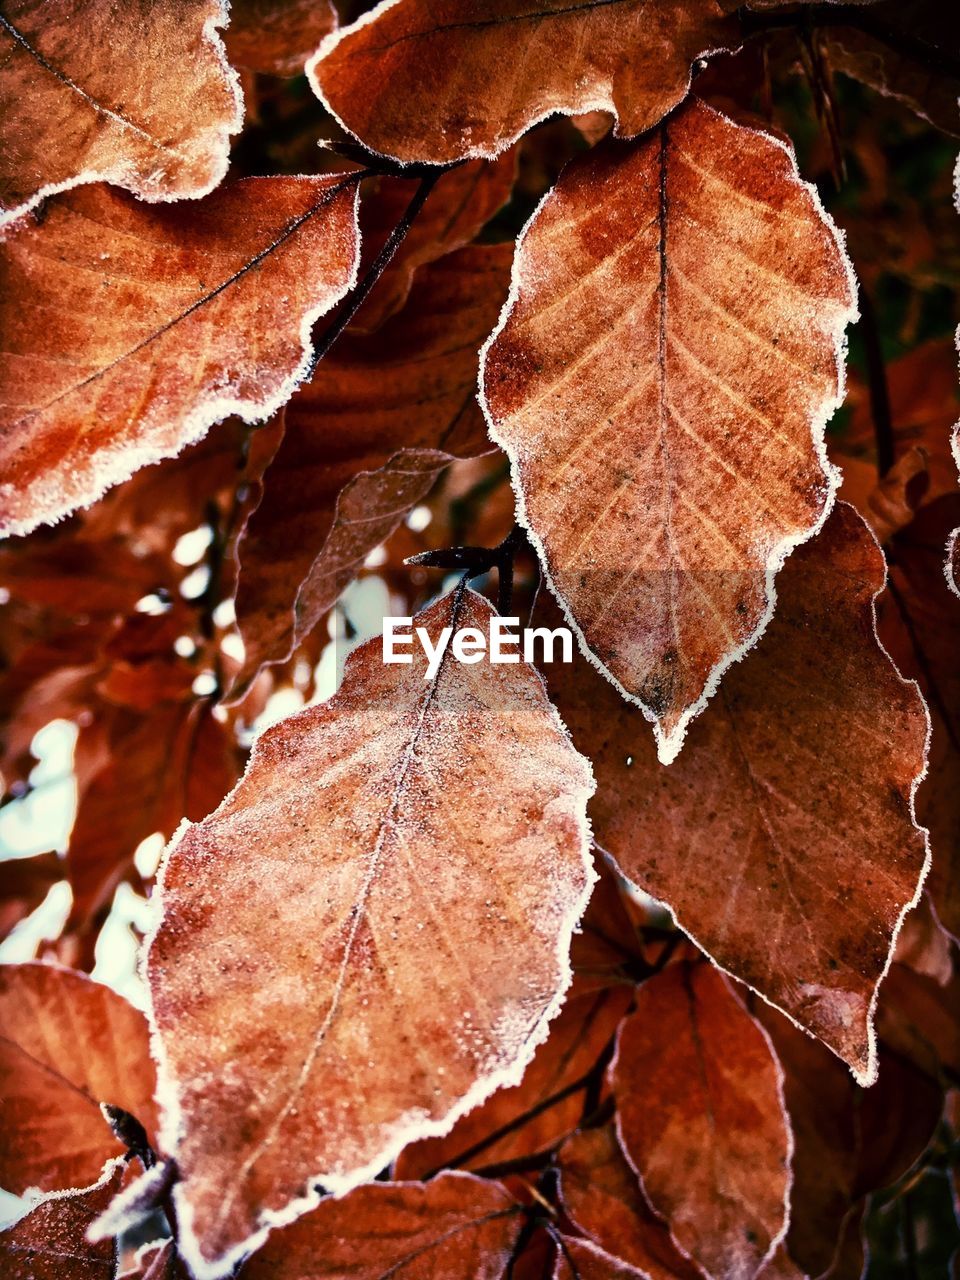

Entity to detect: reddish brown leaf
[553,1236,650,1279]
[544,503,929,1081]
[0,175,360,535]
[240,1174,523,1278]
[482,99,857,761]
[308,0,739,164]
[224,0,337,77]
[232,245,510,693]
[878,497,960,940]
[353,159,516,334]
[613,963,791,1280]
[0,963,156,1195]
[0,0,240,226]
[146,587,595,1275]
[395,981,632,1179]
[0,851,62,942]
[0,1159,126,1279]
[557,1126,701,1280]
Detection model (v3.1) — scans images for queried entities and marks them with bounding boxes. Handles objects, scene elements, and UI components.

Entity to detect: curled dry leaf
[353,157,516,335]
[223,0,337,77]
[395,980,632,1179]
[0,0,241,227]
[481,98,858,762]
[308,0,739,165]
[0,1158,127,1280]
[557,1126,701,1280]
[241,1173,522,1278]
[146,587,595,1277]
[612,963,792,1280]
[232,245,511,695]
[0,963,157,1195]
[0,175,360,536]
[544,502,930,1081]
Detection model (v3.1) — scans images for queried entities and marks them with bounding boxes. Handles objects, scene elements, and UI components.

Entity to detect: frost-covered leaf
[0,1159,126,1279]
[557,1126,701,1280]
[224,0,337,77]
[0,175,360,536]
[308,0,739,164]
[612,963,791,1280]
[0,964,156,1195]
[240,1174,523,1278]
[544,502,929,1081]
[395,981,631,1179]
[0,0,241,226]
[146,586,595,1277]
[482,98,857,762]
[232,245,510,694]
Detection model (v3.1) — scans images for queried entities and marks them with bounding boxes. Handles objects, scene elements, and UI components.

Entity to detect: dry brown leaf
[395,981,632,1179]
[482,98,858,762]
[0,1158,127,1279]
[240,1173,523,1278]
[224,0,337,77]
[0,851,62,942]
[0,0,241,227]
[308,0,739,164]
[231,245,510,694]
[0,963,157,1195]
[557,1125,702,1280]
[553,1236,650,1279]
[544,502,930,1082]
[353,158,516,334]
[612,963,791,1280]
[146,586,595,1276]
[0,175,360,536]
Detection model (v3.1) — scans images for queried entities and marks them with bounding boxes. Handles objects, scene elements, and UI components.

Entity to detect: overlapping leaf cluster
[0,2,958,1279]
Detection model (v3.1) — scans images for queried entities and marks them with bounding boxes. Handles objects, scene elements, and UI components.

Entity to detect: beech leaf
[0,175,360,536]
[0,1159,127,1280]
[544,502,930,1082]
[308,0,740,165]
[612,963,792,1280]
[481,98,858,762]
[223,0,338,78]
[231,245,511,694]
[0,964,157,1195]
[146,587,595,1277]
[0,0,241,227]
[240,1173,523,1279]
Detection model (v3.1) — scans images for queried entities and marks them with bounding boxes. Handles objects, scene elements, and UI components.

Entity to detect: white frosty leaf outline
[599,505,932,1089]
[0,174,362,539]
[0,0,243,230]
[141,587,597,1280]
[478,98,860,766]
[305,0,739,166]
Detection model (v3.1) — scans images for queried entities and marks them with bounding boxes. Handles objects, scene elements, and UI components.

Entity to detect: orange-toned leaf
[241,1174,523,1278]
[232,245,510,693]
[557,1126,701,1280]
[0,0,240,226]
[395,981,631,1179]
[482,99,857,761]
[0,175,360,535]
[353,158,515,334]
[224,0,337,77]
[146,587,595,1276]
[612,963,791,1280]
[0,1159,126,1279]
[0,964,156,1195]
[308,0,739,164]
[544,503,929,1081]
[553,1236,651,1279]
